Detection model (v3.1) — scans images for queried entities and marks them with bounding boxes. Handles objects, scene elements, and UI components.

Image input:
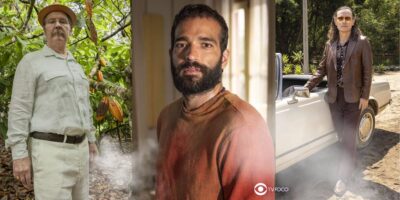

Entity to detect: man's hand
[89,143,98,164]
[13,157,32,189]
[359,98,368,111]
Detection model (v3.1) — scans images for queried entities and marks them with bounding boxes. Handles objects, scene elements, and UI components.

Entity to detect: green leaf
[73,27,83,38]
[0,33,13,46]
[0,122,7,140]
[0,51,12,66]
[108,46,124,55]
[15,36,24,60]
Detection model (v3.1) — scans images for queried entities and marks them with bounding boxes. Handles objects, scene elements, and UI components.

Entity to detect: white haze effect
[95,136,132,189]
[94,136,158,199]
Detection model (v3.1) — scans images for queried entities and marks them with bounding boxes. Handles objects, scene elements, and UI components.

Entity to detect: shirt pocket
[44,71,68,81]
[44,71,70,91]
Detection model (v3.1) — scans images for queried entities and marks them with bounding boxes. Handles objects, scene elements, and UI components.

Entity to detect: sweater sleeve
[217,122,275,200]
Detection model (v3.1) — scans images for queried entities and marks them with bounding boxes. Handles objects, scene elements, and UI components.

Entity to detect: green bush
[282,51,305,74]
[294,64,303,74]
[310,64,317,75]
[374,64,386,74]
[283,64,293,74]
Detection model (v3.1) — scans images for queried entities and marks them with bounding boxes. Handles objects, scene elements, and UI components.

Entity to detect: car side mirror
[294,86,310,98]
[287,87,310,104]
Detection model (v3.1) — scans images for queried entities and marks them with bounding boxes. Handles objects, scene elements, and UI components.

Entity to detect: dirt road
[276,72,400,200]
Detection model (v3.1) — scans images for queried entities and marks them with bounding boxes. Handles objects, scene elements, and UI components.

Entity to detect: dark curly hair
[327,6,362,43]
[170,4,229,53]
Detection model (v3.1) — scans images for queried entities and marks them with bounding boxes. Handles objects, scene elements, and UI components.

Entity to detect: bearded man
[155,4,275,200]
[6,4,97,200]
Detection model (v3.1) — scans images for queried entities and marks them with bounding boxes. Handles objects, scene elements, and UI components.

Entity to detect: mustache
[177,61,208,72]
[51,28,66,38]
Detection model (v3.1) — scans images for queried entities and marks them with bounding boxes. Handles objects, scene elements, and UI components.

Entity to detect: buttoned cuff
[87,132,96,143]
[9,142,29,160]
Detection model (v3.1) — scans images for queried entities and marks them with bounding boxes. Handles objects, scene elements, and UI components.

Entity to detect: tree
[357,0,400,65]
[0,0,133,147]
[276,0,399,68]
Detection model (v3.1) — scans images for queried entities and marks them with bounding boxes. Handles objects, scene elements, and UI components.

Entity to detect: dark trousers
[329,87,361,181]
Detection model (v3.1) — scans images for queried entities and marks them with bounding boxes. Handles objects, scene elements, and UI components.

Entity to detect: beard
[171,58,223,96]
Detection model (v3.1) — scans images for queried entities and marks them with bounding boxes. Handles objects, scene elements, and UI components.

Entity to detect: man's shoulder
[353,35,371,52]
[20,47,45,63]
[359,35,368,41]
[223,91,266,124]
[356,35,370,45]
[221,92,270,139]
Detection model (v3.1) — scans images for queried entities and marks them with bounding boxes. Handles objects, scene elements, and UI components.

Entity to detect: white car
[274,54,392,173]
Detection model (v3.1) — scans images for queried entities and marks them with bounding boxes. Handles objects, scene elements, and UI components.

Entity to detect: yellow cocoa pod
[108,98,123,122]
[99,57,107,67]
[97,70,103,82]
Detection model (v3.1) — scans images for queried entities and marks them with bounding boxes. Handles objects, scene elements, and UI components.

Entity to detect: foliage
[276,0,303,54]
[283,64,293,75]
[282,51,304,74]
[309,64,317,75]
[294,64,303,74]
[277,0,399,67]
[291,51,303,66]
[357,0,400,66]
[374,64,386,74]
[282,54,292,74]
[0,0,131,140]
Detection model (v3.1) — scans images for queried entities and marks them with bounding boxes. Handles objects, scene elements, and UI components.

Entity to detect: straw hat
[38,4,77,27]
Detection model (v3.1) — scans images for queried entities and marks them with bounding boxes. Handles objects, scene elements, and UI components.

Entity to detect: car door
[275,88,337,172]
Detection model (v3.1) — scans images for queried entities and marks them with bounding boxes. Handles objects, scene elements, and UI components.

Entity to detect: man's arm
[87,101,97,144]
[217,123,275,200]
[6,56,36,189]
[359,38,373,111]
[86,85,98,162]
[360,37,373,100]
[6,56,36,160]
[305,43,330,91]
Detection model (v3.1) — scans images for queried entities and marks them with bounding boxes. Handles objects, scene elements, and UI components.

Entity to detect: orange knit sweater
[156,90,275,200]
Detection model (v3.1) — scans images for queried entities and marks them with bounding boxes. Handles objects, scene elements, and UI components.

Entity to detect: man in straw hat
[6,4,98,199]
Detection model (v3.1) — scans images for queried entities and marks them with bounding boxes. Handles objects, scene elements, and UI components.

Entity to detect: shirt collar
[42,45,76,62]
[337,40,349,48]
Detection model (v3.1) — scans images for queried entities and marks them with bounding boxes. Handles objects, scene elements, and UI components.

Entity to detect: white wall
[133,0,212,152]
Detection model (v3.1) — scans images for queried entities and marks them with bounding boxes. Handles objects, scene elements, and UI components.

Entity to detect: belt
[30,132,86,144]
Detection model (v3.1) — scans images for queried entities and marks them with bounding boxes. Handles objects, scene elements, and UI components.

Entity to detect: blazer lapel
[343,39,356,68]
[331,41,338,70]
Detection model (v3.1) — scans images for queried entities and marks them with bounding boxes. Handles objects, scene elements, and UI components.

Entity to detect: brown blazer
[305,35,373,103]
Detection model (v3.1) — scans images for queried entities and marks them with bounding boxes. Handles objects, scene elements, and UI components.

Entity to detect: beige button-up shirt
[6,45,96,160]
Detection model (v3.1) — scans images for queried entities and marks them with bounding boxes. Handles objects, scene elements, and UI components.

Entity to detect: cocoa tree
[0,0,135,150]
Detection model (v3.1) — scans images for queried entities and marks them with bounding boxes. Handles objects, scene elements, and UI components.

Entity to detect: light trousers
[30,137,89,200]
